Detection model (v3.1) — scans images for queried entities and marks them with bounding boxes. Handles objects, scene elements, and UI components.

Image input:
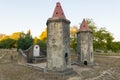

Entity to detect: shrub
[17,33,33,50]
[0,38,16,49]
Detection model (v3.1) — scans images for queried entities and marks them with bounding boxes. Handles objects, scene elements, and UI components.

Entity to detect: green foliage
[35,40,46,49]
[70,37,77,51]
[111,42,120,52]
[70,26,78,51]
[17,32,33,50]
[0,38,16,49]
[86,18,97,33]
[86,18,114,52]
[94,28,114,50]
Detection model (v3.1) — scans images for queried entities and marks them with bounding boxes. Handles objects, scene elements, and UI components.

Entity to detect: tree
[86,18,97,33]
[0,38,16,49]
[33,36,39,44]
[27,29,31,36]
[110,42,120,52]
[39,28,47,41]
[0,33,6,40]
[0,35,9,41]
[35,40,46,50]
[17,32,33,50]
[10,32,22,40]
[86,18,114,52]
[70,26,78,51]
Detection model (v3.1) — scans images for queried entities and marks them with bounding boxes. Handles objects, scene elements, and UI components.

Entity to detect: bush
[17,33,33,50]
[0,38,16,49]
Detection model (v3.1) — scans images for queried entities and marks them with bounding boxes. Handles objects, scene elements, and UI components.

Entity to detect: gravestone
[33,45,40,57]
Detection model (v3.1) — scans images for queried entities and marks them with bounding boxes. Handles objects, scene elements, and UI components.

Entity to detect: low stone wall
[18,49,27,65]
[0,49,17,54]
[23,45,33,63]
[0,49,18,63]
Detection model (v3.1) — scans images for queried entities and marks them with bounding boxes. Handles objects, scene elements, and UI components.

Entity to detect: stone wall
[18,49,27,65]
[0,49,18,63]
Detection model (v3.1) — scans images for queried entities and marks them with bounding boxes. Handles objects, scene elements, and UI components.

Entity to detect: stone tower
[46,2,71,71]
[77,19,94,65]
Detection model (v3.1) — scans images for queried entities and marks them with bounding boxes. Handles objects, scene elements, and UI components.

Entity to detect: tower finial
[52,2,66,19]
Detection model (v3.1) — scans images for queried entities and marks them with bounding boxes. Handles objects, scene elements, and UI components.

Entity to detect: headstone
[33,45,40,57]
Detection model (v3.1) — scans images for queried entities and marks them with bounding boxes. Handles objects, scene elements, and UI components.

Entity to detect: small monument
[46,2,71,71]
[33,45,40,57]
[77,19,94,65]
[18,45,46,64]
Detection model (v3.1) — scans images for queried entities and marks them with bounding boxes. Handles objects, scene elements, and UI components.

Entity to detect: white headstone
[33,45,40,57]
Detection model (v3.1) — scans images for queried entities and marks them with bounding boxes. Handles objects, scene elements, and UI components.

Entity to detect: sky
[0,0,120,41]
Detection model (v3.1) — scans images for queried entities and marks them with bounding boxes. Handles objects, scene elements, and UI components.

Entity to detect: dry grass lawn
[0,49,120,80]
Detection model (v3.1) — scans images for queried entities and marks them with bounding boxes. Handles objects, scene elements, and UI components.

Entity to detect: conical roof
[52,2,66,19]
[80,19,91,31]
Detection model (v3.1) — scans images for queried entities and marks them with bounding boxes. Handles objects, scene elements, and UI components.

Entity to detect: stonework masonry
[46,2,71,71]
[18,2,94,73]
[18,45,46,64]
[77,19,94,65]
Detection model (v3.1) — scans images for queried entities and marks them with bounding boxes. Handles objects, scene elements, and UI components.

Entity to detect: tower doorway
[65,53,68,64]
[84,61,87,65]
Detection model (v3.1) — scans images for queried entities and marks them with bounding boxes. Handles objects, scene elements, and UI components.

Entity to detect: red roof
[80,19,91,31]
[52,2,66,19]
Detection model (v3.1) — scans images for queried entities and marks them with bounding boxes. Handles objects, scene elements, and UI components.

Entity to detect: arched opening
[84,61,87,65]
[65,53,68,64]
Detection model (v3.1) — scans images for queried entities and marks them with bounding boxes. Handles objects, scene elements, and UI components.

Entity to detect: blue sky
[0,0,120,41]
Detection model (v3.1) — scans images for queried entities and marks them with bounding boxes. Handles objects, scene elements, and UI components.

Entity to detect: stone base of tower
[46,68,77,76]
[80,62,94,66]
[73,61,95,66]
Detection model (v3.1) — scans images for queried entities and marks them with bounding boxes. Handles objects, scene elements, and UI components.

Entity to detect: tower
[77,19,94,65]
[46,2,71,71]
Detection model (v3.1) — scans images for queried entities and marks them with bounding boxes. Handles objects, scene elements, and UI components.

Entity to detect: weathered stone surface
[77,19,94,65]
[46,2,71,71]
[18,49,27,65]
[33,45,40,57]
[18,45,46,64]
[47,18,71,71]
